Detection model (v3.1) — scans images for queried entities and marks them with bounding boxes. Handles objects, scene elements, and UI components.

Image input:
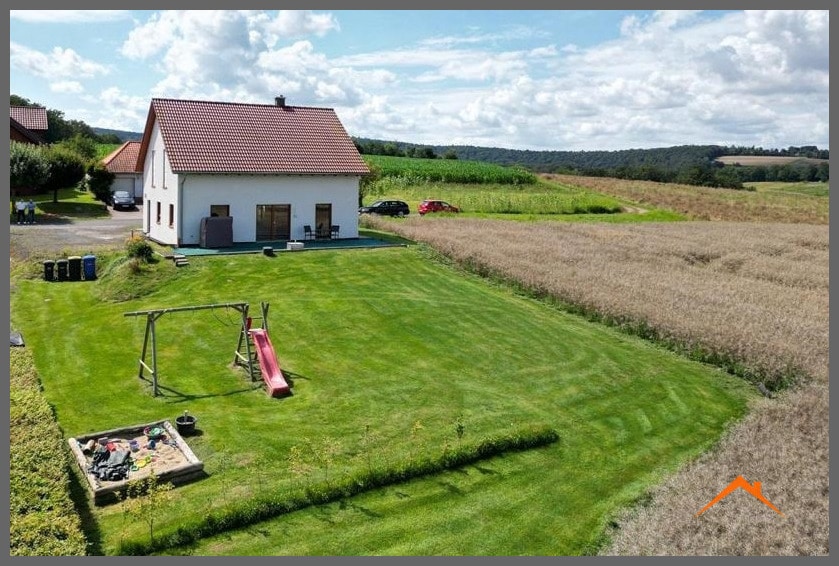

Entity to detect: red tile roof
[102,141,141,173]
[10,106,48,131]
[138,98,369,175]
[10,117,44,144]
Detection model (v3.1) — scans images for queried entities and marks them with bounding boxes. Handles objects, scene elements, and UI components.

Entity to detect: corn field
[364,154,537,184]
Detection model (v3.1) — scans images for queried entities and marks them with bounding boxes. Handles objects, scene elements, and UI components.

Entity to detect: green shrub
[126,237,154,261]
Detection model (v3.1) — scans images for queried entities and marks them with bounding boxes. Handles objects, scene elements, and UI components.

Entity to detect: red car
[418,199,461,215]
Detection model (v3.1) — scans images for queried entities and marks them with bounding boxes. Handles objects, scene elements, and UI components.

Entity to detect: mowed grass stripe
[10,246,751,555]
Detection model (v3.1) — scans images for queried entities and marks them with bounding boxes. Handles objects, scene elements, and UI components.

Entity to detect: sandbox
[68,419,205,505]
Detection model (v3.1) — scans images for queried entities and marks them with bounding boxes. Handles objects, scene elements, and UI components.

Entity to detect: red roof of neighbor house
[137,98,370,175]
[10,117,44,144]
[102,141,141,173]
[10,106,48,131]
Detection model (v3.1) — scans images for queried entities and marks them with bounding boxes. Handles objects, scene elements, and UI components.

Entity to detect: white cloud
[10,10,131,23]
[50,81,84,94]
[10,41,109,79]
[265,10,339,40]
[419,25,548,48]
[78,87,149,131]
[102,10,828,150]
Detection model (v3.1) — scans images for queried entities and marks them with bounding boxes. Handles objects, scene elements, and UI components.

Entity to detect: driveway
[10,205,144,260]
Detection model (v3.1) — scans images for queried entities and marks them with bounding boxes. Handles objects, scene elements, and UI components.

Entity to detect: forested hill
[437,144,722,172]
[353,137,828,174]
[92,127,143,142]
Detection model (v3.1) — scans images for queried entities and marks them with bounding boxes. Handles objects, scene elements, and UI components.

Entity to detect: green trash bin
[68,256,82,281]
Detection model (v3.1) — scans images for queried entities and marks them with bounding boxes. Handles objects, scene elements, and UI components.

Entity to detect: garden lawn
[10,246,753,555]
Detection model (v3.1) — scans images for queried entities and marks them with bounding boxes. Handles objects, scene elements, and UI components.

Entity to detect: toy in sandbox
[123,301,291,398]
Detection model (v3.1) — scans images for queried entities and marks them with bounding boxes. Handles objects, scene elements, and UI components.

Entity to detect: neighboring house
[10,106,48,144]
[101,141,142,201]
[136,96,370,246]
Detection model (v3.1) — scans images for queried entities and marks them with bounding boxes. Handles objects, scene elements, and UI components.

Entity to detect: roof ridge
[151,97,335,112]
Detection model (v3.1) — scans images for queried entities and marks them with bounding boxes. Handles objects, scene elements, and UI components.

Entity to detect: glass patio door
[315,203,332,238]
[256,204,290,241]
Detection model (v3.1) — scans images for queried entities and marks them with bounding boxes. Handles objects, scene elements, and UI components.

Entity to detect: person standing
[26,199,36,224]
[15,199,26,224]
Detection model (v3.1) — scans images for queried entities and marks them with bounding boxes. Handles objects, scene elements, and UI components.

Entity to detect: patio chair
[303,225,314,240]
[330,225,340,239]
[316,223,329,239]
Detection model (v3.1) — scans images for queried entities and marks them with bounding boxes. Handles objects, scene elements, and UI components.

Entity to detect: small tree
[10,141,49,198]
[43,146,86,203]
[86,162,116,203]
[120,473,173,548]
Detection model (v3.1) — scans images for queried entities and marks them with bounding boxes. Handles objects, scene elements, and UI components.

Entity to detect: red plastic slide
[249,328,291,397]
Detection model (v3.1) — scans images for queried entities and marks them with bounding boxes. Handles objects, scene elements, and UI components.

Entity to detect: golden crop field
[362,215,829,555]
[715,155,828,166]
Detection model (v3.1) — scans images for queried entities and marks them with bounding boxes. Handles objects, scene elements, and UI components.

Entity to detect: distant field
[543,174,828,224]
[715,155,828,166]
[364,154,536,185]
[745,181,829,197]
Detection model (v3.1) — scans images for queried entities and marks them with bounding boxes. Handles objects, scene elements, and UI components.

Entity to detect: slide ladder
[248,328,291,397]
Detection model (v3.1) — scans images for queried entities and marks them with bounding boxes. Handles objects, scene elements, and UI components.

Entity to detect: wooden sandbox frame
[68,419,205,505]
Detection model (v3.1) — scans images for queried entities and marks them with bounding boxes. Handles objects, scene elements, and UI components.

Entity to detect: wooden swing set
[123,301,270,396]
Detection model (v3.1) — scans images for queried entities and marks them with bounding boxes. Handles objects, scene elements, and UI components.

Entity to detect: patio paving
[171,236,404,257]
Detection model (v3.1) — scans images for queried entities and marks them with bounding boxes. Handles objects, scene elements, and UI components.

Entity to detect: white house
[136,96,370,246]
[101,141,142,201]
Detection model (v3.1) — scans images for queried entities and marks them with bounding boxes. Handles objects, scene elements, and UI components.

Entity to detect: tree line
[10,94,115,203]
[353,138,829,188]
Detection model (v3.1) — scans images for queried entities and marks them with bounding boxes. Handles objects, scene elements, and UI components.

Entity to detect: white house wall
[141,121,180,243]
[180,174,360,245]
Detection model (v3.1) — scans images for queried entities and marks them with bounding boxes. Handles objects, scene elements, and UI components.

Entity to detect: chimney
[275,95,286,108]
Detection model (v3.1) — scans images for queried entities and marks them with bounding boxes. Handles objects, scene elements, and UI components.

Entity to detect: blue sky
[9,9,829,151]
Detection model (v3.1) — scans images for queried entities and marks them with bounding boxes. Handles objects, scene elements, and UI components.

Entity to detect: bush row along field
[363,154,537,184]
[369,179,625,215]
[10,348,87,556]
[542,174,829,224]
[361,216,829,556]
[363,216,829,388]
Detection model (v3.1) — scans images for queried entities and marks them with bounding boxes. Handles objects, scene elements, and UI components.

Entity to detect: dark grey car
[111,190,135,210]
[358,200,410,217]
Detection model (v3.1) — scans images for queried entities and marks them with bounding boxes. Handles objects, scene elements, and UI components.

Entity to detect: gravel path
[9,206,144,260]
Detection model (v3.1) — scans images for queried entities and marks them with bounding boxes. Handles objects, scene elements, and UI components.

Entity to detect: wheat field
[362,215,829,555]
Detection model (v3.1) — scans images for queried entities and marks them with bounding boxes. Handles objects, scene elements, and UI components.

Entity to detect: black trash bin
[43,260,55,281]
[82,254,96,280]
[68,256,82,281]
[56,259,69,281]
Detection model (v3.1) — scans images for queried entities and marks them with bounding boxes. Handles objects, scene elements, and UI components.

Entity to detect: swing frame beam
[124,302,256,397]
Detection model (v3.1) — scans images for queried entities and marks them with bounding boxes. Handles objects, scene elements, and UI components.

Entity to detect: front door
[256,204,290,241]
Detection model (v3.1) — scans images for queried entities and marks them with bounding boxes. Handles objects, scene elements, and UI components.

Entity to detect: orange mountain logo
[696,475,784,517]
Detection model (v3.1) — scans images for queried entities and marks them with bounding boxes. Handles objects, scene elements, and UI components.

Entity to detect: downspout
[178,176,185,247]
